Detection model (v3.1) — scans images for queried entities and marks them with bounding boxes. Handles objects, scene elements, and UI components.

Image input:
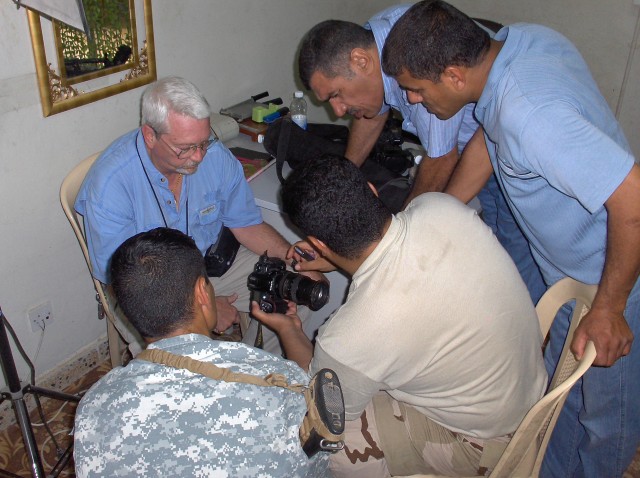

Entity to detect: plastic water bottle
[290,91,308,130]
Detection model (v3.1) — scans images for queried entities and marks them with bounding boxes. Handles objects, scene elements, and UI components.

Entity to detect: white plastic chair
[60,153,126,368]
[397,277,598,478]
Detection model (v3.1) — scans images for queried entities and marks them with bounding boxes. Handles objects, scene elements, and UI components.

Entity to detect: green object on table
[252,103,279,123]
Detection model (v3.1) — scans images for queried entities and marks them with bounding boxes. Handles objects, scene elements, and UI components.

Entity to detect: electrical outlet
[27,301,53,332]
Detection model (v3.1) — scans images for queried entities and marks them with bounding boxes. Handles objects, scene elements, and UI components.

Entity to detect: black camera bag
[263,116,348,184]
[204,226,240,277]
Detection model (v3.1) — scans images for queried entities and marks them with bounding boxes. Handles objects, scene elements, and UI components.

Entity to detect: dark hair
[281,155,390,259]
[382,0,490,82]
[298,20,375,90]
[110,228,208,339]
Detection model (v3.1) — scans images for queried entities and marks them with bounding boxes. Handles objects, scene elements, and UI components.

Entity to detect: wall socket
[27,301,53,332]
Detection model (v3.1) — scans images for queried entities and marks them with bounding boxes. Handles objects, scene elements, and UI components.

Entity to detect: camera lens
[247,254,329,312]
[277,272,329,311]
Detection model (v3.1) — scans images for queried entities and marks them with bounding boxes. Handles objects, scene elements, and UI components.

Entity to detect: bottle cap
[294,91,303,98]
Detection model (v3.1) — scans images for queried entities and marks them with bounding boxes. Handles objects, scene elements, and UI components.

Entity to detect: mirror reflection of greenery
[59,0,133,77]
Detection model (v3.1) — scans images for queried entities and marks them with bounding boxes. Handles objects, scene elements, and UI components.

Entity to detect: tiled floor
[0,360,639,477]
[0,361,110,477]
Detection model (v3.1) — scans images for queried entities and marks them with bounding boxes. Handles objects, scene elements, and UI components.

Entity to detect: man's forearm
[278,326,313,371]
[231,223,290,260]
[571,165,640,365]
[249,302,313,371]
[345,112,389,167]
[595,165,640,315]
[444,128,493,203]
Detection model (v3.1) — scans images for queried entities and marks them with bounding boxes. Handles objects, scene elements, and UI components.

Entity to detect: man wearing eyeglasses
[75,76,323,356]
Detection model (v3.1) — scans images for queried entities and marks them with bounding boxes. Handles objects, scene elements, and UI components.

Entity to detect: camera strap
[136,348,345,456]
[137,348,305,391]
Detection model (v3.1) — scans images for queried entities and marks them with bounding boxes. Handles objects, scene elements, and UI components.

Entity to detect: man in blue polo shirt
[297,5,546,304]
[76,76,322,356]
[383,2,640,476]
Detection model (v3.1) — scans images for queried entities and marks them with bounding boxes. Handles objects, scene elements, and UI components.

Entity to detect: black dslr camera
[370,144,415,175]
[247,253,329,313]
[368,116,415,175]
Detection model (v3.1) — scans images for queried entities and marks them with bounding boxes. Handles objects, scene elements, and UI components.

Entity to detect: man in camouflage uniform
[73,228,328,477]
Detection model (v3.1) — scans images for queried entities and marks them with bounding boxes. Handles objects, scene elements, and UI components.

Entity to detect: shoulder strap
[138,348,346,456]
[137,348,305,393]
[275,117,293,184]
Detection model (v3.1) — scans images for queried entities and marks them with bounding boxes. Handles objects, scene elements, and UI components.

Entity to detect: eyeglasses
[156,127,218,159]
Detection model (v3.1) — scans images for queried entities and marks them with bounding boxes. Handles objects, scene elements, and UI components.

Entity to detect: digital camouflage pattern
[74,334,329,477]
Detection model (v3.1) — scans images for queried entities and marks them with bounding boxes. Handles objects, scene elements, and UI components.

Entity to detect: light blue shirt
[75,129,263,283]
[475,24,636,284]
[366,4,478,157]
[74,334,328,477]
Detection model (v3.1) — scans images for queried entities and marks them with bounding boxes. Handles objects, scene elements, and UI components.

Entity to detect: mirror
[27,0,156,117]
[55,0,135,82]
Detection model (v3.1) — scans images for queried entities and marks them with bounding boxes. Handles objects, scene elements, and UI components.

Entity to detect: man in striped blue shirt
[297,5,546,304]
[382,2,640,475]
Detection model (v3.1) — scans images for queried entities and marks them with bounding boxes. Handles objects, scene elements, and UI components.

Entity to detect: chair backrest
[60,152,126,367]
[60,153,100,275]
[60,153,115,327]
[488,278,597,477]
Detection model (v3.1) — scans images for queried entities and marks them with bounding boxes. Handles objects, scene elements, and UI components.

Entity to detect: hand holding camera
[249,300,303,337]
[247,252,330,314]
[247,252,329,350]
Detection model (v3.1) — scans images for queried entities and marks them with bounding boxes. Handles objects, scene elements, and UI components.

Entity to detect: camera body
[370,144,415,175]
[367,116,415,175]
[247,253,329,313]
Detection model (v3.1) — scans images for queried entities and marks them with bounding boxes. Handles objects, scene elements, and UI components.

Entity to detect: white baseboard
[0,335,109,432]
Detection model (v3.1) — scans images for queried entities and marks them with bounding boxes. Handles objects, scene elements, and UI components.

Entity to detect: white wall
[0,0,638,388]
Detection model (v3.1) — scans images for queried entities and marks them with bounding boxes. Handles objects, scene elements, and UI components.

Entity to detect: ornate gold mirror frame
[27,0,156,117]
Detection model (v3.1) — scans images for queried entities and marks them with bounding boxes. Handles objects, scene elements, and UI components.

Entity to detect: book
[230,147,272,181]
